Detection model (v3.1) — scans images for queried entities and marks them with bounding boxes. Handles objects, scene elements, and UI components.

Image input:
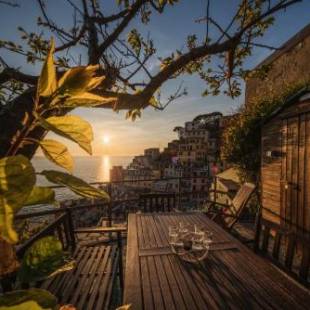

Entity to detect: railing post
[213,176,217,206]
[117,231,124,294]
[66,208,76,250]
[178,176,181,210]
[107,183,112,227]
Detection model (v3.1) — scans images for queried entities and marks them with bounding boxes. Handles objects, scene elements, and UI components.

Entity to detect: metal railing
[15,176,231,255]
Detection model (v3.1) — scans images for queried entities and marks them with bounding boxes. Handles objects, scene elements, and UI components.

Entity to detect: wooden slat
[39,243,119,310]
[124,214,143,309]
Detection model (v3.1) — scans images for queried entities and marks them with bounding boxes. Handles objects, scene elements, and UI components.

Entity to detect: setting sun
[102,135,110,144]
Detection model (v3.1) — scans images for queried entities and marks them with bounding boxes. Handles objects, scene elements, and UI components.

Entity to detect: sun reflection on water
[97,155,110,182]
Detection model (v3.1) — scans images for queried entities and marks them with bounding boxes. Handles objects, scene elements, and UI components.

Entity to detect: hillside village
[110,112,239,207]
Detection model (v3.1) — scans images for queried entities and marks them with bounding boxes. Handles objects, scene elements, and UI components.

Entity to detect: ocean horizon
[31,155,134,203]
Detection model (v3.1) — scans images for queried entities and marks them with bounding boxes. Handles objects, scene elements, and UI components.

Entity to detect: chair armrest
[74,226,127,234]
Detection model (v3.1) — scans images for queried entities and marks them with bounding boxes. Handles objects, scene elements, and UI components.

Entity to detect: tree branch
[0,68,37,85]
[95,0,146,61]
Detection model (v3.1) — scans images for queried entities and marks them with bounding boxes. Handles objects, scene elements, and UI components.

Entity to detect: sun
[102,135,110,144]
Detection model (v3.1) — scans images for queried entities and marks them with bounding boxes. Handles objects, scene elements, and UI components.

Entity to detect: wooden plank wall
[261,99,310,234]
[261,118,282,224]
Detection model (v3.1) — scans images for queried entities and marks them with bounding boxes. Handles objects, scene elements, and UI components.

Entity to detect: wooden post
[178,176,181,210]
[107,183,112,227]
[66,208,76,250]
[213,176,217,206]
[117,231,124,294]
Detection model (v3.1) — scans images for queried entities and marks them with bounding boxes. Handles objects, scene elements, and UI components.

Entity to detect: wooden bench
[40,243,119,310]
[12,206,127,309]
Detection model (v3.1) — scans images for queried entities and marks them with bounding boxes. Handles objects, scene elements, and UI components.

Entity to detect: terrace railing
[14,176,234,260]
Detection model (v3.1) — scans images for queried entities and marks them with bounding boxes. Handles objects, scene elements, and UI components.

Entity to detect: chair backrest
[254,218,310,287]
[139,193,176,212]
[225,182,256,228]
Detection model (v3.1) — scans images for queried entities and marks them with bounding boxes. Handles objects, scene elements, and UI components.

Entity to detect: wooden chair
[254,218,310,287]
[139,193,176,212]
[39,226,126,310]
[205,182,256,230]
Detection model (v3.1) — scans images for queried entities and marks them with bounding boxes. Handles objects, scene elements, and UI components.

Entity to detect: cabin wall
[261,99,310,233]
[261,117,282,224]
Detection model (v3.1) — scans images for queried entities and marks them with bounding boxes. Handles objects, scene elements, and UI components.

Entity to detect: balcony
[3,177,309,309]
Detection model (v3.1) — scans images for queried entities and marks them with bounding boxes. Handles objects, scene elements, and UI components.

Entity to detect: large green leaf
[41,170,110,200]
[57,65,101,96]
[23,186,55,206]
[18,236,75,283]
[39,139,73,172]
[0,155,36,243]
[37,38,57,97]
[0,155,36,206]
[0,288,57,310]
[61,92,115,108]
[37,115,93,154]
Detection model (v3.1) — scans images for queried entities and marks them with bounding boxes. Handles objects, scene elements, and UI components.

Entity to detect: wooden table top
[124,212,310,310]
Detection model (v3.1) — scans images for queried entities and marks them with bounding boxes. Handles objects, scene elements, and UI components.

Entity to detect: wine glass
[168,225,179,245]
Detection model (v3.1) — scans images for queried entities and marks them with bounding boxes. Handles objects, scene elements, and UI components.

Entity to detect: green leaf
[0,155,36,243]
[18,236,75,283]
[39,139,73,172]
[37,115,93,154]
[23,186,55,206]
[57,65,100,96]
[0,288,58,310]
[37,38,57,97]
[0,155,36,206]
[0,300,44,310]
[61,92,115,108]
[41,170,110,200]
[0,197,18,243]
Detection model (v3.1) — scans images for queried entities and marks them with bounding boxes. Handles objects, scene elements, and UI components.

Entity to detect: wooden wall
[261,114,282,224]
[261,98,310,234]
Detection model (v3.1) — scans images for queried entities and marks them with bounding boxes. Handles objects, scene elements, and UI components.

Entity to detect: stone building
[245,24,310,104]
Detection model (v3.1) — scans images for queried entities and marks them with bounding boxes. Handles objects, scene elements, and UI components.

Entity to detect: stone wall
[245,24,310,104]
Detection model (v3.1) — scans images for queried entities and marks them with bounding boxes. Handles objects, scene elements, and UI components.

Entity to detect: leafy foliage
[41,170,110,200]
[39,139,73,173]
[23,186,55,207]
[37,115,94,155]
[221,81,310,181]
[0,40,110,244]
[0,288,58,310]
[18,236,75,283]
[37,38,56,98]
[0,155,35,243]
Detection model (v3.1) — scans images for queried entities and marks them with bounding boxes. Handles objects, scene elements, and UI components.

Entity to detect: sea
[30,155,133,207]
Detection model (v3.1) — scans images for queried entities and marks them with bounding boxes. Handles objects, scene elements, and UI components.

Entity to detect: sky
[1,0,310,156]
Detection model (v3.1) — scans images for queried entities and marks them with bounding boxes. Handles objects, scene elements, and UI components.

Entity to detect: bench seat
[40,243,119,310]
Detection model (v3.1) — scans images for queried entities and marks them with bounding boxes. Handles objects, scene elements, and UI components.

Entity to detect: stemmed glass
[168,223,213,262]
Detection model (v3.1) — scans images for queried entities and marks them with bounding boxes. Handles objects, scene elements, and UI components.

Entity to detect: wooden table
[124,212,310,310]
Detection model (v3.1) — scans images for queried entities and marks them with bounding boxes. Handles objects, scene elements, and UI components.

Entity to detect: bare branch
[0,0,19,7]
[95,0,146,61]
[0,68,37,85]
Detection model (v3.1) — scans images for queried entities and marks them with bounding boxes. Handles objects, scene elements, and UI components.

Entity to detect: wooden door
[281,112,310,234]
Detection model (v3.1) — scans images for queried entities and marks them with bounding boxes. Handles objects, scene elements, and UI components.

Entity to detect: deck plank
[124,212,310,309]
